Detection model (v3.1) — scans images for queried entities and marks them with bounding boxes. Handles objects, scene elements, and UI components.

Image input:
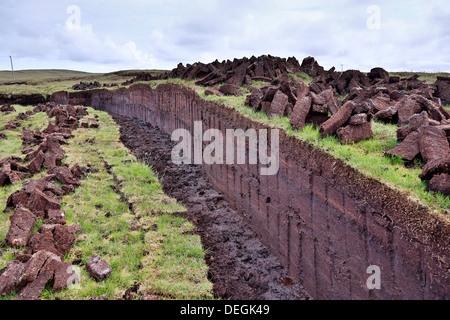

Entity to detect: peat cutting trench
[114,114,310,300]
[51,83,450,300]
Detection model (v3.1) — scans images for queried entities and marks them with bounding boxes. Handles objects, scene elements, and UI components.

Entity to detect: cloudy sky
[0,0,449,73]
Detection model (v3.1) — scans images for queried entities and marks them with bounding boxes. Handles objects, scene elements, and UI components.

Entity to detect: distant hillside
[0,69,169,96]
[0,69,102,83]
[0,69,169,84]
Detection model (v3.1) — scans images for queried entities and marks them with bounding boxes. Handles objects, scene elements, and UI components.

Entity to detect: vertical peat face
[52,84,450,300]
[0,93,46,105]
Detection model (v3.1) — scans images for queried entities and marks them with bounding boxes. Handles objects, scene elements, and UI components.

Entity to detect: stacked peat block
[80,118,100,129]
[0,102,89,187]
[308,65,450,194]
[290,87,340,128]
[298,59,389,97]
[435,76,450,105]
[14,111,34,122]
[0,102,103,300]
[73,81,118,90]
[245,74,302,119]
[219,84,241,96]
[22,103,89,176]
[353,72,450,195]
[1,106,34,132]
[72,81,101,91]
[0,173,85,299]
[319,101,374,143]
[114,54,450,196]
[0,250,78,300]
[167,55,302,90]
[86,255,112,281]
[1,104,16,114]
[384,104,450,196]
[4,121,21,130]
[243,71,374,143]
[0,157,28,186]
[242,58,450,195]
[121,72,164,86]
[204,89,224,97]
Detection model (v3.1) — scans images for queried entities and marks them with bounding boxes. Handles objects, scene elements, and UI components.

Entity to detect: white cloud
[55,22,156,68]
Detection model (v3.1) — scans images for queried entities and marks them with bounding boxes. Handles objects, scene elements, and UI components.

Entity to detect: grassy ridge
[143,78,450,219]
[0,105,213,300]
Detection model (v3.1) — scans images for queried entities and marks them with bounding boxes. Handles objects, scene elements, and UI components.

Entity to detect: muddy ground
[113,114,311,300]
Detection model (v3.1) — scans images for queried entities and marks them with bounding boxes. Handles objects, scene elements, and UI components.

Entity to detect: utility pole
[9,56,15,80]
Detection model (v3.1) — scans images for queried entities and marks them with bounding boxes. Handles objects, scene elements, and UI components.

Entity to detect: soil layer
[51,83,449,300]
[113,114,311,300]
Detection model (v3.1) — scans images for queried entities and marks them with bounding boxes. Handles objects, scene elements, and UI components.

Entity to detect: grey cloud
[0,0,448,72]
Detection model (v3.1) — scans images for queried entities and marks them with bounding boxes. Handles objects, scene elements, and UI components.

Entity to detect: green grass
[289,72,314,85]
[0,105,213,300]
